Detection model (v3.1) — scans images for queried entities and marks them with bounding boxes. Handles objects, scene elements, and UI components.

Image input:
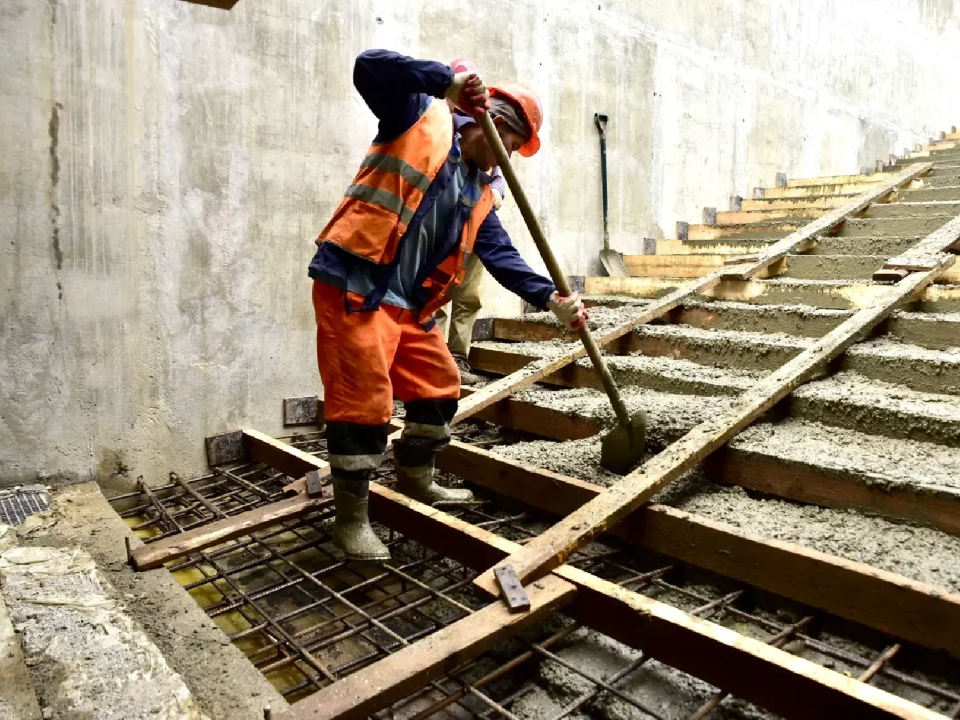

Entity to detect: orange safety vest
[318,100,495,324]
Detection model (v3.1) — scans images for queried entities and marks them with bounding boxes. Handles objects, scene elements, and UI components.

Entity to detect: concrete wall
[2,0,959,486]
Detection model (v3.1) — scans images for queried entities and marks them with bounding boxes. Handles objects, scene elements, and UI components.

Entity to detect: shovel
[478,112,647,473]
[594,113,630,277]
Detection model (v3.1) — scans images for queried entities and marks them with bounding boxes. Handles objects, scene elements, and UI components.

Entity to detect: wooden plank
[436,439,960,658]
[494,565,532,612]
[129,491,333,570]
[741,196,850,211]
[704,448,960,538]
[760,184,875,199]
[366,485,943,720]
[459,386,600,440]
[243,428,329,478]
[787,172,895,188]
[688,221,808,241]
[623,254,725,278]
[475,260,952,597]
[283,572,574,720]
[451,269,727,425]
[729,163,933,280]
[716,207,832,224]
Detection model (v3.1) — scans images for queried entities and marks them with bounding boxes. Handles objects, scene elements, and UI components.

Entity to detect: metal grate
[0,485,51,526]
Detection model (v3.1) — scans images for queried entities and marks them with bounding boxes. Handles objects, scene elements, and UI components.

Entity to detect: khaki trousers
[435,253,483,358]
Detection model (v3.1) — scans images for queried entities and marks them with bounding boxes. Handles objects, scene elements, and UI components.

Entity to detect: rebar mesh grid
[109,428,960,718]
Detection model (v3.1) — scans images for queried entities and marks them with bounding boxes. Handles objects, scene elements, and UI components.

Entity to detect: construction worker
[435,166,506,385]
[308,49,588,562]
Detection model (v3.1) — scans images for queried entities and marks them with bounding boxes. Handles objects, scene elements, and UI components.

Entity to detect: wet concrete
[492,431,960,594]
[835,215,955,237]
[782,254,888,281]
[807,235,924,256]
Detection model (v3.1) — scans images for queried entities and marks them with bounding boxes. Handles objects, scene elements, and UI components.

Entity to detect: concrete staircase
[467,130,960,540]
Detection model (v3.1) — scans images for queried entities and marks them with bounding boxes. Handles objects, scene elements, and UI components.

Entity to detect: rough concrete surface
[0,532,43,720]
[11,483,284,720]
[493,434,960,594]
[0,543,208,720]
[4,0,960,486]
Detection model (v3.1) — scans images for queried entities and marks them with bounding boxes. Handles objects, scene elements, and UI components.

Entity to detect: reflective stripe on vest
[318,100,454,265]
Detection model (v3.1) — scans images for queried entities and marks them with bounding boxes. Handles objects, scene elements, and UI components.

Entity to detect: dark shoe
[453,354,482,386]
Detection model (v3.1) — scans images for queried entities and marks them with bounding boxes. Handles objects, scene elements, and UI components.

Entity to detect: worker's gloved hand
[548,291,590,330]
[446,71,490,118]
[492,188,504,211]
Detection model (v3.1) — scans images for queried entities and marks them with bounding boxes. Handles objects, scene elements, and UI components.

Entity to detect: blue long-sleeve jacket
[308,50,556,315]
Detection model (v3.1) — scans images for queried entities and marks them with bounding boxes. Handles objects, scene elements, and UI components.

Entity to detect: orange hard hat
[490,82,543,157]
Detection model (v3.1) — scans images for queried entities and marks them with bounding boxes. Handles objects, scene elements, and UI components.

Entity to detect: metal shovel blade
[600,410,648,475]
[600,249,630,277]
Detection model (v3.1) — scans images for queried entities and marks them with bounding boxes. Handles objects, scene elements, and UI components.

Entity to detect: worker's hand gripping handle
[477,112,632,427]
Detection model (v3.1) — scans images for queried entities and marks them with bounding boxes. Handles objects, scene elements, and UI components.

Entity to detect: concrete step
[834,215,955,237]
[864,201,960,219]
[899,185,960,202]
[501,384,960,533]
[583,276,960,312]
[686,220,811,241]
[494,302,960,353]
[656,237,783,255]
[669,301,960,351]
[622,323,960,394]
[471,338,960,449]
[741,195,849,211]
[807,234,924,256]
[923,172,960,188]
[781,254,887,281]
[753,184,865,200]
[786,172,893,188]
[886,160,960,172]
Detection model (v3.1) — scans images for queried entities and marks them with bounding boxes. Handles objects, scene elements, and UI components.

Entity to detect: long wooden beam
[280,572,576,720]
[726,163,932,279]
[435,439,960,658]
[129,492,334,570]
[360,485,943,720]
[474,252,956,598]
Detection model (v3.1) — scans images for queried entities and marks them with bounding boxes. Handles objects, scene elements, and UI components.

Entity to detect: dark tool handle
[478,112,631,427]
[594,113,610,251]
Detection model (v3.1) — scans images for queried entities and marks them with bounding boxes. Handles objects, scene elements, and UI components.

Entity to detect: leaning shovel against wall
[595,113,630,277]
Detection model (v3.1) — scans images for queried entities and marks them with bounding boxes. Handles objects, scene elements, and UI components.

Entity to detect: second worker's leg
[394,398,473,503]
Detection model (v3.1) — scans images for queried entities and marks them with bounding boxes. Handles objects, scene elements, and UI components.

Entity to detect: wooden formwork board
[715,207,833,225]
[786,172,897,188]
[740,195,850,211]
[759,184,878,200]
[473,256,954,600]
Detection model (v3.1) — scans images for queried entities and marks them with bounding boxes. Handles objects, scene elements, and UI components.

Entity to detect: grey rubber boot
[453,354,482,386]
[395,462,474,504]
[331,483,391,562]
